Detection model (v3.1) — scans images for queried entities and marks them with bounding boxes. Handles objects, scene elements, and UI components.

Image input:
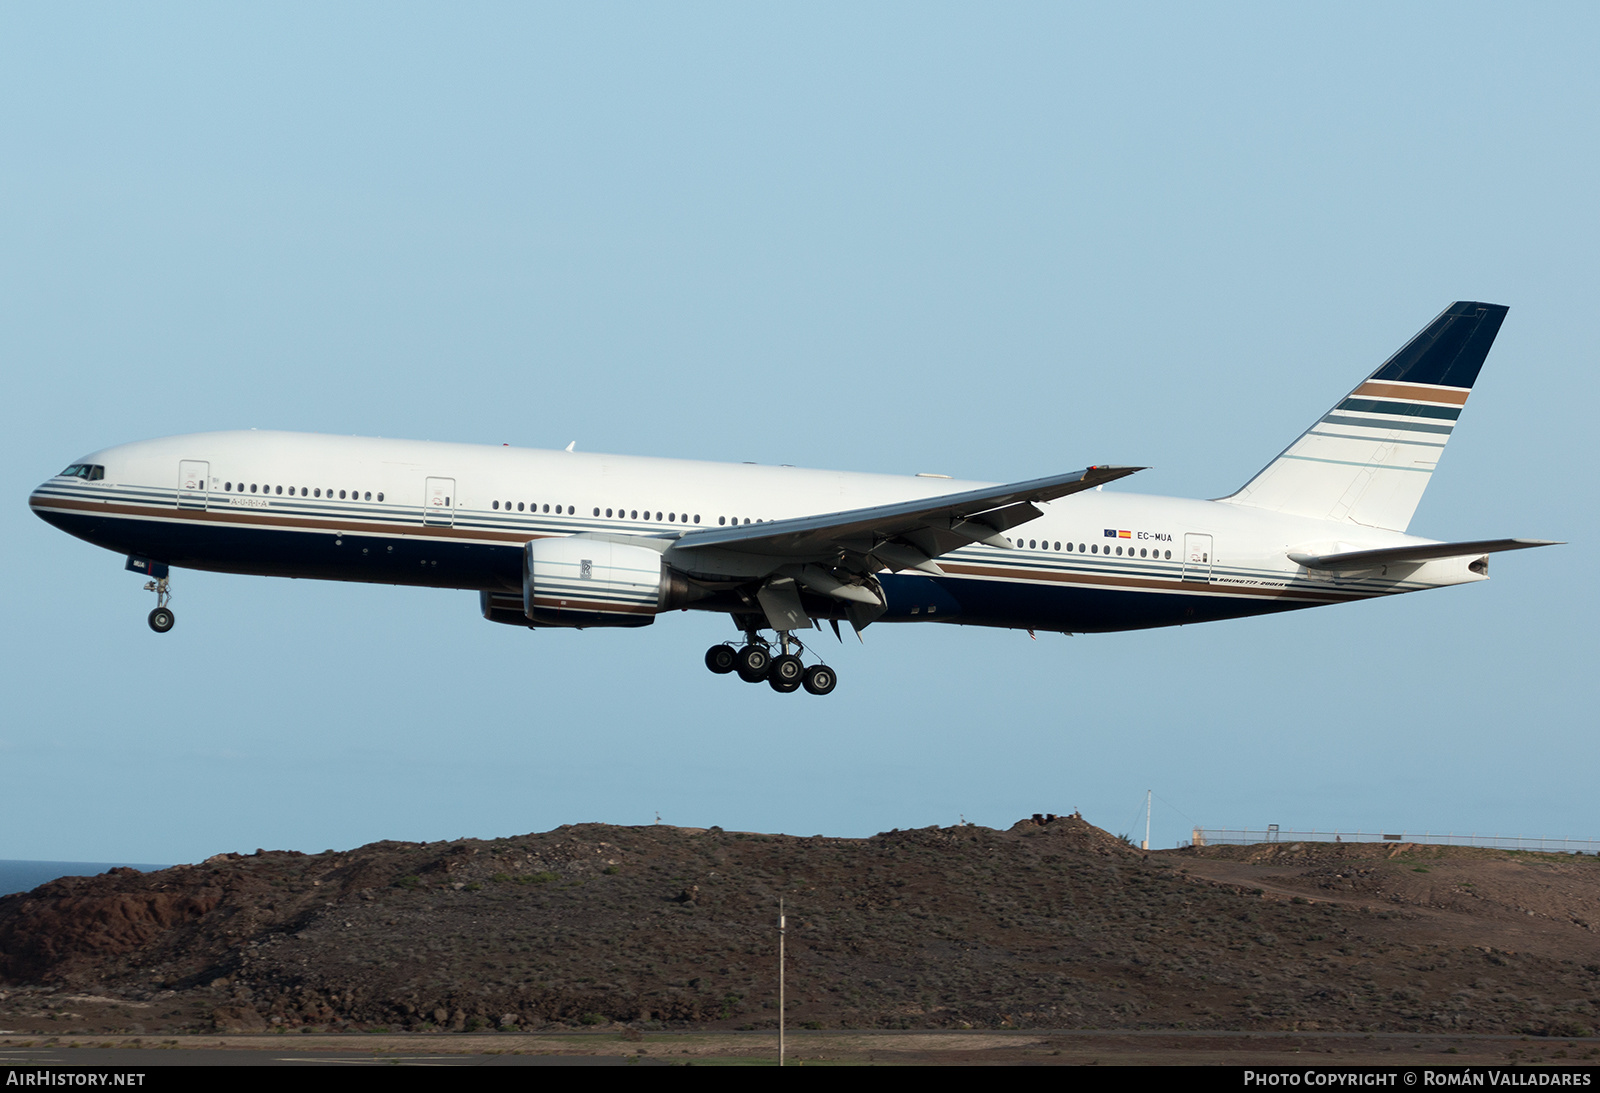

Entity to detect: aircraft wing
[665,464,1142,579]
[1289,538,1562,572]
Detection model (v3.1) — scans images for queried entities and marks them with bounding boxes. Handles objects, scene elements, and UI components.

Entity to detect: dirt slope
[2,818,1597,1038]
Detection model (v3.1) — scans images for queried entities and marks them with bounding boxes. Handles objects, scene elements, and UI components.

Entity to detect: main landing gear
[704,630,838,695]
[145,577,174,633]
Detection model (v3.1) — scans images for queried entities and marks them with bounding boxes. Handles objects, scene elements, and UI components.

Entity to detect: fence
[1192,827,1600,855]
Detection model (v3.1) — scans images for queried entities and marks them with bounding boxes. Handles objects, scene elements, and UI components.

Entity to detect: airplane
[30,301,1557,696]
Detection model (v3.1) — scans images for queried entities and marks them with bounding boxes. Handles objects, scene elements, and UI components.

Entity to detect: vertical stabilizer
[1219,301,1507,531]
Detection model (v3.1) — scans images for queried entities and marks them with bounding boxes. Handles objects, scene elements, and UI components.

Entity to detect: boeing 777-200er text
[31,302,1558,695]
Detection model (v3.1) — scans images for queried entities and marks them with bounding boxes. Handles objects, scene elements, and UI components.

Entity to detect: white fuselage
[30,430,1484,635]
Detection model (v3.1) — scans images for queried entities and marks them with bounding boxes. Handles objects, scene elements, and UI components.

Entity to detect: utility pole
[778,900,786,1067]
[1142,789,1151,851]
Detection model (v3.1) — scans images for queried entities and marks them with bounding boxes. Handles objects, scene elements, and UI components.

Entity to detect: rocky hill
[1,816,1597,1037]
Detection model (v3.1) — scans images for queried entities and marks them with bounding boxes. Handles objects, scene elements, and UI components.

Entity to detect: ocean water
[0,861,171,897]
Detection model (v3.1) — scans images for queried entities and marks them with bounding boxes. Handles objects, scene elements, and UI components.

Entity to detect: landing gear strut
[145,577,174,633]
[702,628,838,695]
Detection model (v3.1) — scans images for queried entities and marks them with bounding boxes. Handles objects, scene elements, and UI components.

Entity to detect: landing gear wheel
[148,607,175,633]
[704,644,737,674]
[802,664,837,696]
[768,654,804,693]
[735,645,770,683]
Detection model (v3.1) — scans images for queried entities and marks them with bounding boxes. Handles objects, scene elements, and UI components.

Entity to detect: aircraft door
[177,461,209,511]
[1183,533,1213,583]
[424,477,456,527]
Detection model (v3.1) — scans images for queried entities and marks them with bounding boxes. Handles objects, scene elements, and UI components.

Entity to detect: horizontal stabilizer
[1289,538,1561,572]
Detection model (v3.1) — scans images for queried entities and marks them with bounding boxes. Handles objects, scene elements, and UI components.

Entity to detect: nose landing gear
[703,628,837,695]
[144,577,174,633]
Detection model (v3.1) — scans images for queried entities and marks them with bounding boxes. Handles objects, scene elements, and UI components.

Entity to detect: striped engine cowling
[523,536,681,628]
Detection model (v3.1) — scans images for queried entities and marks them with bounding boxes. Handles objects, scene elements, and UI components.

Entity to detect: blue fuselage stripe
[33,502,1357,634]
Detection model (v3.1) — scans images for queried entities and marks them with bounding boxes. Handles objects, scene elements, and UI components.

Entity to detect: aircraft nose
[29,486,61,537]
[29,473,106,542]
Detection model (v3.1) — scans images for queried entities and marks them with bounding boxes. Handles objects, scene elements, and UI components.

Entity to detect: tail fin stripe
[1335,398,1461,420]
[1355,380,1470,405]
[1321,414,1455,435]
[1280,454,1433,473]
[1308,429,1447,447]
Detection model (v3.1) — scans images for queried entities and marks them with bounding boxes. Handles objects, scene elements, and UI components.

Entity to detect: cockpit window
[58,464,104,481]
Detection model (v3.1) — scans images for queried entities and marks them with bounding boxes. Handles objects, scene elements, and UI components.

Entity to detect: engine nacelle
[480,590,531,626]
[522,536,700,628]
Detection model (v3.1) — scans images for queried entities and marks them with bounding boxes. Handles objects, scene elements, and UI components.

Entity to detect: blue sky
[3,4,1594,862]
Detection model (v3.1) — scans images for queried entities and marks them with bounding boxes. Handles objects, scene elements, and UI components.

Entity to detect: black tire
[735,645,770,683]
[769,654,804,687]
[148,607,175,633]
[802,664,837,696]
[704,644,737,674]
